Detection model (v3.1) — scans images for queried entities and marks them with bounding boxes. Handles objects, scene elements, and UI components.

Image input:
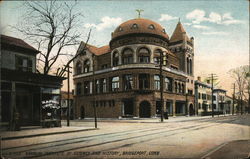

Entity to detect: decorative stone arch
[139,100,151,118]
[136,46,151,63]
[121,47,134,65]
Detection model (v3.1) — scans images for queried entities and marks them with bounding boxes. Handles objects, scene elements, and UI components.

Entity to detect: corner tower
[169,20,194,95]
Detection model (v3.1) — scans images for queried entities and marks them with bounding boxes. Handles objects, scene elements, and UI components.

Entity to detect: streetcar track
[2,117,240,159]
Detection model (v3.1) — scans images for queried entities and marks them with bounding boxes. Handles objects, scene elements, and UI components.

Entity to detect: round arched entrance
[189,104,195,116]
[139,101,151,118]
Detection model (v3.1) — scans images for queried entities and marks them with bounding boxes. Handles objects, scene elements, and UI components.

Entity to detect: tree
[229,65,249,114]
[13,1,90,77]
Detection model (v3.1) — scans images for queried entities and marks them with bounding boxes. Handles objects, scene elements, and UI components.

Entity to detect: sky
[0,0,249,95]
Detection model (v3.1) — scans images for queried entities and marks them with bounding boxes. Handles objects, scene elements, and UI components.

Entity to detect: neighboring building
[61,91,74,119]
[213,89,227,114]
[73,18,195,119]
[195,77,212,115]
[0,35,64,130]
[224,95,236,114]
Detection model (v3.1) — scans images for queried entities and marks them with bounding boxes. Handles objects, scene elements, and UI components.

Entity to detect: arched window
[138,48,150,63]
[76,61,82,75]
[154,49,161,65]
[122,48,133,64]
[83,59,90,73]
[113,51,119,67]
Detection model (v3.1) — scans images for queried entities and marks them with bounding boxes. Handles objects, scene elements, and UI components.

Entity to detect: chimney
[197,76,201,81]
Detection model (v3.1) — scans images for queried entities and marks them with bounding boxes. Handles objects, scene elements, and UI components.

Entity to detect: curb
[1,128,98,141]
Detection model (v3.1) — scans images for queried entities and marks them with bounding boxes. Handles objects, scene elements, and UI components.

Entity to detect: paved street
[1,115,250,159]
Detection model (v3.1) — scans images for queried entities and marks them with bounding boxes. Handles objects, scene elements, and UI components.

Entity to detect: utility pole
[64,65,72,127]
[232,83,235,115]
[208,73,218,117]
[211,74,214,117]
[92,54,97,128]
[160,50,164,122]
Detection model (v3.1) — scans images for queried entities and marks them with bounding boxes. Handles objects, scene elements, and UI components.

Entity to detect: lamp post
[92,54,97,128]
[160,50,164,122]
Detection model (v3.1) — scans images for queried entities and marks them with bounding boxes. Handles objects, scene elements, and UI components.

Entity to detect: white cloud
[208,12,221,24]
[202,31,229,35]
[221,19,244,25]
[84,16,122,31]
[159,14,178,21]
[186,9,207,24]
[184,22,192,26]
[186,9,243,26]
[192,25,210,30]
[222,13,233,20]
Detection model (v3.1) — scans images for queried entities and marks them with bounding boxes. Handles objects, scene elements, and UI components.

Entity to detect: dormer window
[131,23,138,29]
[148,24,155,30]
[162,29,166,34]
[118,27,123,32]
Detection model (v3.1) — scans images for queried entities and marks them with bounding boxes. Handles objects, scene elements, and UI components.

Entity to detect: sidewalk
[0,126,97,140]
[73,114,232,123]
[201,140,250,159]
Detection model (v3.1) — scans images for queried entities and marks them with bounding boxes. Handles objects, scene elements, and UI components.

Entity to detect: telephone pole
[92,54,97,128]
[64,65,72,127]
[160,50,164,122]
[232,83,235,115]
[207,73,218,117]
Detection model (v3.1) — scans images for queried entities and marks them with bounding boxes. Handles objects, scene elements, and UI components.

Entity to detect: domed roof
[112,18,169,40]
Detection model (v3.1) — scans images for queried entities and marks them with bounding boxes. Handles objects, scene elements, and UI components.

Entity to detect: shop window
[138,48,150,63]
[123,74,133,90]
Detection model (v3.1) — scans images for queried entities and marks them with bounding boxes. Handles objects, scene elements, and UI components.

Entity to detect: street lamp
[92,54,97,128]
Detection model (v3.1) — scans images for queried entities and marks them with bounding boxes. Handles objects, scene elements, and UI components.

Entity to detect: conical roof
[170,21,189,43]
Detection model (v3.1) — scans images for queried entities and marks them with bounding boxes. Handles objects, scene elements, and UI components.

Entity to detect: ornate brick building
[73,18,195,118]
